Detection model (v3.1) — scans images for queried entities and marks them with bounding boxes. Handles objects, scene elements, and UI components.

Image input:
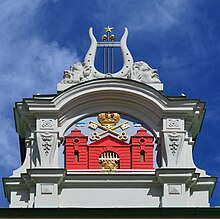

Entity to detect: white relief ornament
[168,133,181,156]
[61,62,91,84]
[168,184,181,195]
[128,61,161,83]
[167,119,180,129]
[41,119,53,129]
[41,184,54,195]
[40,133,53,156]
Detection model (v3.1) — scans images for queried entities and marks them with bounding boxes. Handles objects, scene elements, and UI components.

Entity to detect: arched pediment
[54,79,166,135]
[50,79,202,137]
[14,78,205,140]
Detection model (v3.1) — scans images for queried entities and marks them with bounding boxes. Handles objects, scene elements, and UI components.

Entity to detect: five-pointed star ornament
[104,26,113,33]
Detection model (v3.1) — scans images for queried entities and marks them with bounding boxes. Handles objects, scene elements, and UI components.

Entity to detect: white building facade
[3,27,216,208]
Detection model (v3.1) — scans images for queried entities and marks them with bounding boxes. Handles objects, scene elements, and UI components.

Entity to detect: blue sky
[0,0,220,207]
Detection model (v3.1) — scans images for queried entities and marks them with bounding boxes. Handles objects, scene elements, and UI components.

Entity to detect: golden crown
[98,112,120,126]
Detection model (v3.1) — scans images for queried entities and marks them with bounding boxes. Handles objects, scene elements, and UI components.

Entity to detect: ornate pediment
[57,27,163,92]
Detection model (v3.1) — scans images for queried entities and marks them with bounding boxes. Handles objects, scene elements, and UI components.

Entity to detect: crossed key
[88,121,130,141]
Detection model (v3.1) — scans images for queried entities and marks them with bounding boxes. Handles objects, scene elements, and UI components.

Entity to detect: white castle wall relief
[3,27,216,208]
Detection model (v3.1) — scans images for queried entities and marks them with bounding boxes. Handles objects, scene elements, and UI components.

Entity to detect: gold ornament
[88,112,130,141]
[98,112,120,126]
[104,26,113,33]
[99,151,119,171]
[102,34,107,41]
[101,160,118,170]
[109,34,115,41]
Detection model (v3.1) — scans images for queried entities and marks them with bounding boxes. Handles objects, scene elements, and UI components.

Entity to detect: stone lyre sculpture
[58,26,163,91]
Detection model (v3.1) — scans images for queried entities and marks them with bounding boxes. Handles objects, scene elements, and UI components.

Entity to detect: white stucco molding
[15,79,205,137]
[3,168,216,208]
[156,168,216,207]
[13,79,205,173]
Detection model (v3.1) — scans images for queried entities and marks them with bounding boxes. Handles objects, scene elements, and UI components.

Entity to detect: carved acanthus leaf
[168,133,181,155]
[40,133,53,156]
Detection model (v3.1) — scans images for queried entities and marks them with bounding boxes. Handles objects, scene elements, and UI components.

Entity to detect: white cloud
[95,0,195,32]
[0,0,78,170]
[0,117,19,169]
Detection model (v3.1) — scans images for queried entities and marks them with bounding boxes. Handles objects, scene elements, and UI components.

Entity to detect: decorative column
[159,118,200,207]
[32,118,63,207]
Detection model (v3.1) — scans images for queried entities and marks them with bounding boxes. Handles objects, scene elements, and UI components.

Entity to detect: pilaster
[161,118,195,168]
[35,118,59,168]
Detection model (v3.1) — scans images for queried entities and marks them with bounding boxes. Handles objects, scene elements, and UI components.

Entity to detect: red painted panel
[64,127,154,170]
[130,128,154,169]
